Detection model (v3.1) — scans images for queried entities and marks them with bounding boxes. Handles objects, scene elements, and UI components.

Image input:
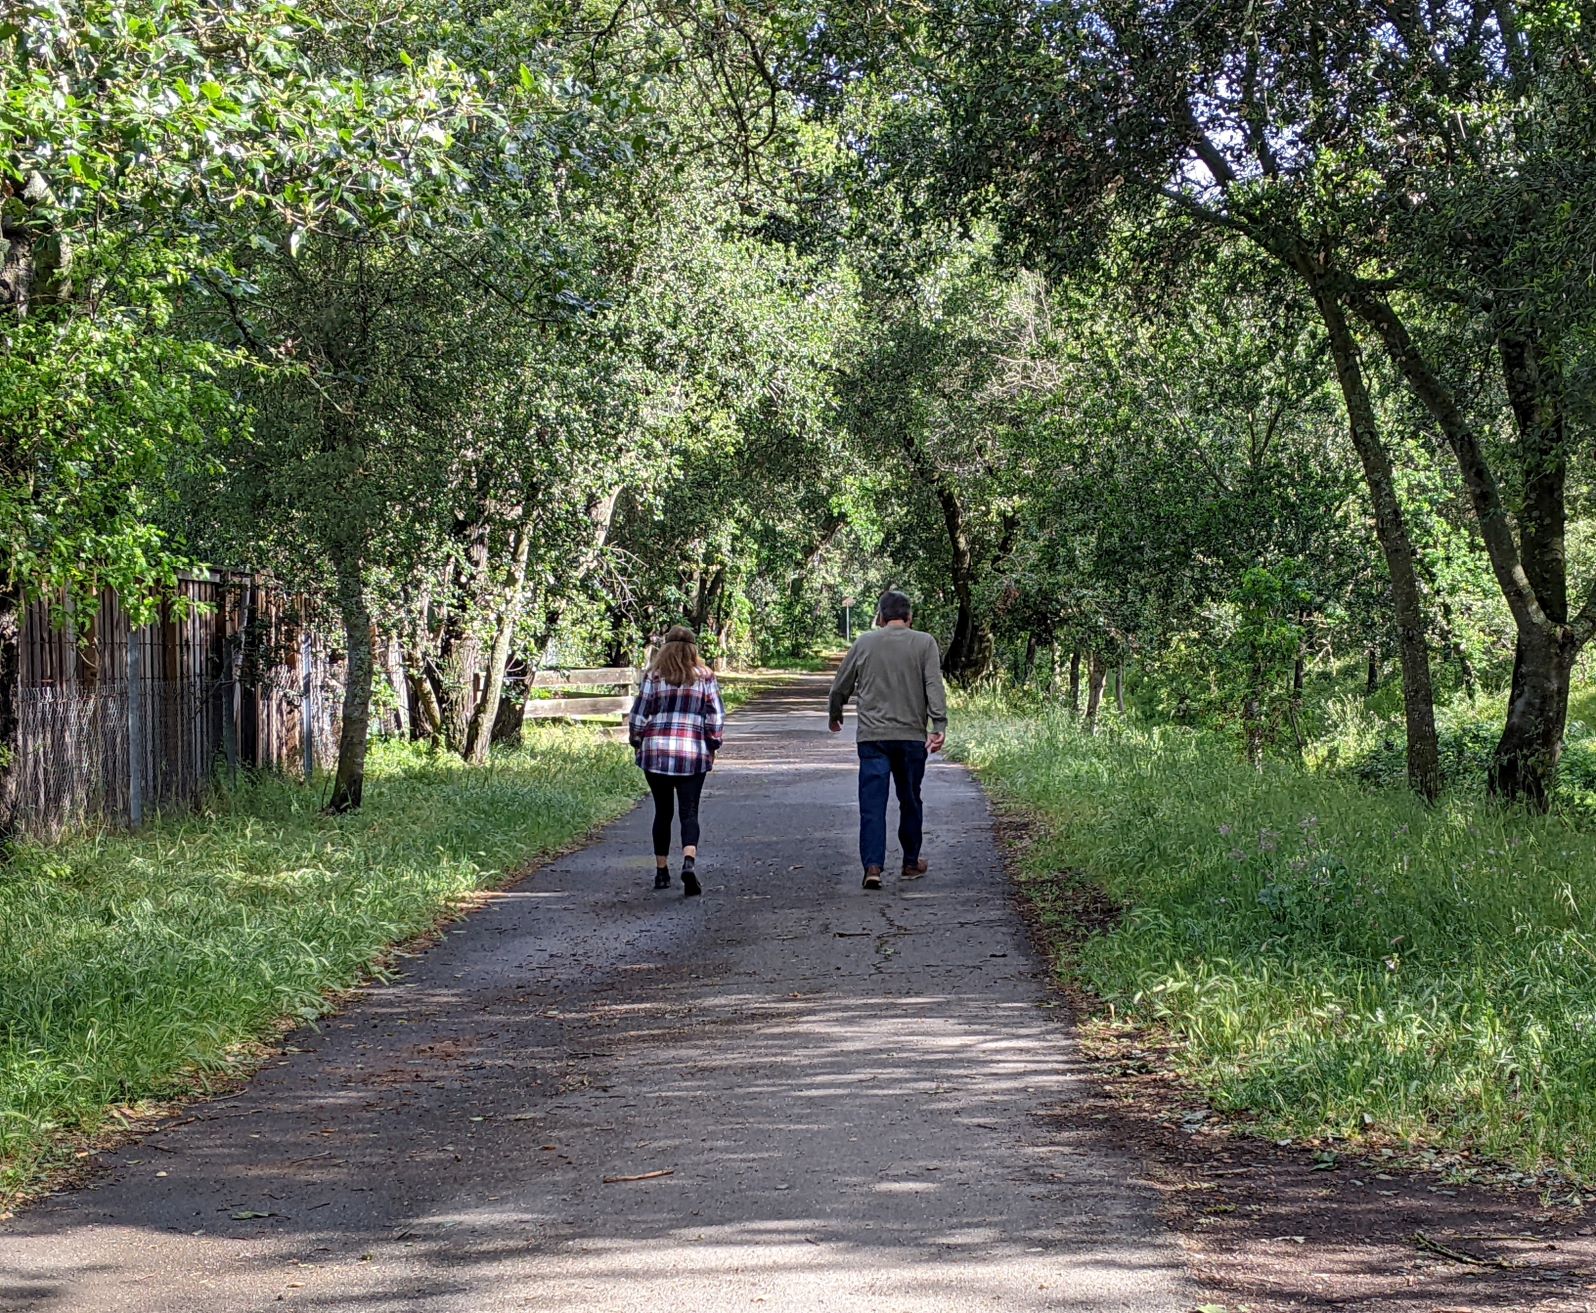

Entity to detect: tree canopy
[5,0,1594,833]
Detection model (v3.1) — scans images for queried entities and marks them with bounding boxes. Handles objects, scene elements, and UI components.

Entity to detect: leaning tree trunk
[1084,653,1108,732]
[327,544,375,813]
[942,572,994,683]
[1310,280,1441,800]
[0,581,22,849]
[1348,291,1586,809]
[404,636,448,750]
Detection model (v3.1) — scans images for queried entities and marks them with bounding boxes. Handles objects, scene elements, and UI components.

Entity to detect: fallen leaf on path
[602,1170,674,1184]
[231,1210,276,1220]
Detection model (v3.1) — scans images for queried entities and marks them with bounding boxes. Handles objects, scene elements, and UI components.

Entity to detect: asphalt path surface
[1,677,1195,1312]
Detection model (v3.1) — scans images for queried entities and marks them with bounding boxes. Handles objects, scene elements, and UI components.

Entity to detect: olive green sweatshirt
[827,623,949,742]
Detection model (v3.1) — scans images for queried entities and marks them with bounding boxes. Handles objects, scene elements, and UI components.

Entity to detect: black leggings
[645,770,707,857]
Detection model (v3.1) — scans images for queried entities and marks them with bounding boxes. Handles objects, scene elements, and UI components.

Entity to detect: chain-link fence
[16,683,132,833]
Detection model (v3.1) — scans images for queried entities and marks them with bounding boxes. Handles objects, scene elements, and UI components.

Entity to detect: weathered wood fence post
[301,631,315,783]
[127,626,144,827]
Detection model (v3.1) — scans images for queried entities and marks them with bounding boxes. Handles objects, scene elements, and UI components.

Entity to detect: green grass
[754,655,838,673]
[0,729,639,1204]
[952,692,1596,1185]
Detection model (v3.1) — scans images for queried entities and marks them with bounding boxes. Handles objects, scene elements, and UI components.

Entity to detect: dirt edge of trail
[990,807,1596,1313]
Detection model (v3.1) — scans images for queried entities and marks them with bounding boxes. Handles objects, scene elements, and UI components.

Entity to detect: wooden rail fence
[523,667,639,720]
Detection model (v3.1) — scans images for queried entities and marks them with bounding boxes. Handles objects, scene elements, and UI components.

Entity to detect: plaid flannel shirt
[628,673,725,776]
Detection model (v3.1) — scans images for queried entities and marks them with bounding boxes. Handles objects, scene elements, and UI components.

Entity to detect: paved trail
[1,678,1194,1312]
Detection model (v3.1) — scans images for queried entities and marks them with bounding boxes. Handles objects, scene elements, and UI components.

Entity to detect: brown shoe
[862,866,883,890]
[901,857,928,880]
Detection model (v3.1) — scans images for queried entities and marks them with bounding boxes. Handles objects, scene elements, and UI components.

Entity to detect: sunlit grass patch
[0,731,638,1204]
[952,693,1596,1183]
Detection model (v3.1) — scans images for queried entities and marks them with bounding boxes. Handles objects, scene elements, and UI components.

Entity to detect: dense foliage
[4,0,1592,823]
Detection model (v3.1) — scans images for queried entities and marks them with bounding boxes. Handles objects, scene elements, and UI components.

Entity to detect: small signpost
[842,596,857,643]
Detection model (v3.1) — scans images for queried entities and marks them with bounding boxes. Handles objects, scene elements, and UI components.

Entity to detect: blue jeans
[857,740,928,871]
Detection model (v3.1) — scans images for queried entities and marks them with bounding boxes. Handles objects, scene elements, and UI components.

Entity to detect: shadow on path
[1,677,1194,1312]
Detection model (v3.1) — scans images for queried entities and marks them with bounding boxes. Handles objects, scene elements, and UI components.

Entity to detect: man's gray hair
[876,590,913,624]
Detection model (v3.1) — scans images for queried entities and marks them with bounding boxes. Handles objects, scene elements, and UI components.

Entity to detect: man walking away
[828,590,949,890]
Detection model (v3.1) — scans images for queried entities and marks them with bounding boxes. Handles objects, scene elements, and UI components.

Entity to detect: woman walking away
[628,626,725,897]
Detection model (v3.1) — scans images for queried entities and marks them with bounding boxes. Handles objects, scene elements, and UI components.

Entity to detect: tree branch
[1343,282,1548,636]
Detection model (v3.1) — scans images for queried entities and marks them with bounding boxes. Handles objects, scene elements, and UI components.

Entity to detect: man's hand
[829,719,844,734]
[927,732,946,754]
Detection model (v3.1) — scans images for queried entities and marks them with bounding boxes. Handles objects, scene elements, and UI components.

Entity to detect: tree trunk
[1490,630,1577,808]
[1,171,71,315]
[920,459,993,684]
[1309,280,1440,799]
[1068,647,1082,716]
[436,524,491,754]
[1021,631,1039,684]
[405,640,447,750]
[943,581,994,683]
[490,691,524,748]
[327,545,374,813]
[1490,329,1572,804]
[0,582,22,849]
[1365,646,1379,697]
[1243,692,1264,768]
[1084,653,1108,732]
[1115,662,1126,714]
[463,519,535,766]
[1435,595,1478,699]
[383,634,411,740]
[1348,291,1585,809]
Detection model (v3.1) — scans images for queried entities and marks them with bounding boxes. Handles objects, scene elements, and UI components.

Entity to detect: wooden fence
[15,574,344,837]
[524,667,639,720]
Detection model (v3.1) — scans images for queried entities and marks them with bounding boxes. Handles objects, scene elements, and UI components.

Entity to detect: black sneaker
[653,870,672,890]
[862,866,883,890]
[682,871,702,897]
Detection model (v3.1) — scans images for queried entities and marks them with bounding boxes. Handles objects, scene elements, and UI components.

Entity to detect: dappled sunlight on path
[0,677,1192,1312]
